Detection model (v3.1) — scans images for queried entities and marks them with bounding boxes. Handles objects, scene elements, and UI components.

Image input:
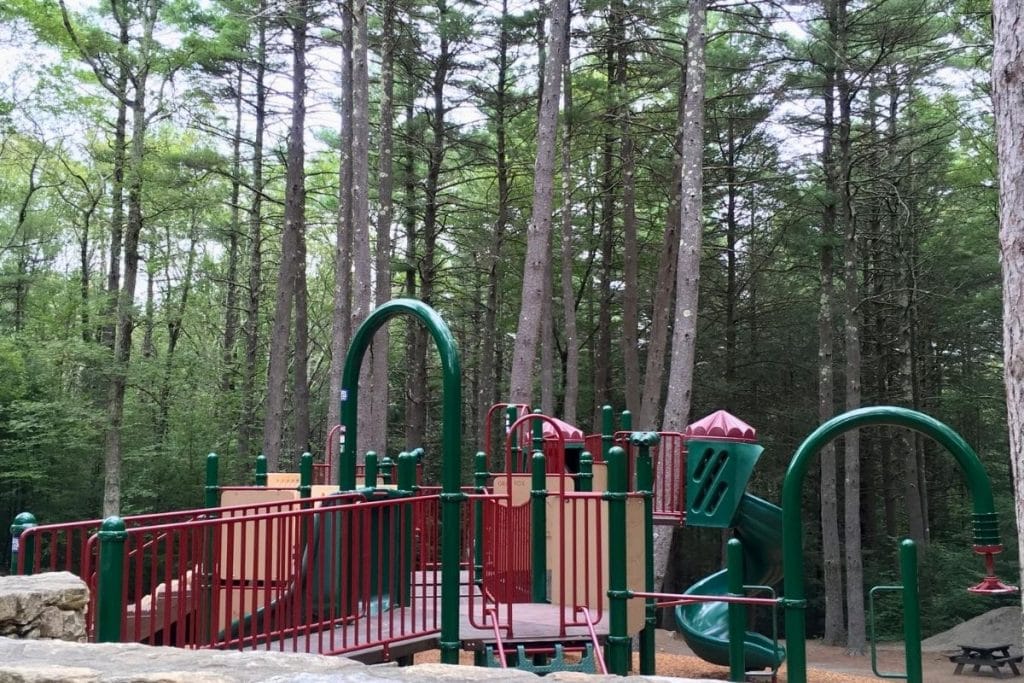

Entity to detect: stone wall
[0,572,88,642]
[0,638,716,682]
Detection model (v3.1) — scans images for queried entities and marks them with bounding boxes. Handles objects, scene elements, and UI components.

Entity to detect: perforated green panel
[686,440,764,528]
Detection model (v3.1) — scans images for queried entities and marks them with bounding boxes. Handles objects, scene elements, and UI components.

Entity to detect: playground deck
[240,570,608,662]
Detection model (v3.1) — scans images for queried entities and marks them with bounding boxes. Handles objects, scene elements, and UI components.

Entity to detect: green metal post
[605,446,630,675]
[365,451,379,488]
[204,453,219,509]
[532,410,544,458]
[901,539,923,683]
[781,406,1004,683]
[620,410,632,432]
[727,538,747,682]
[255,454,268,486]
[531,451,548,603]
[632,432,658,675]
[398,452,417,606]
[9,512,37,574]
[381,456,394,485]
[578,452,593,493]
[299,452,313,500]
[474,451,488,583]
[601,405,614,461]
[96,516,127,643]
[202,453,219,644]
[339,299,463,664]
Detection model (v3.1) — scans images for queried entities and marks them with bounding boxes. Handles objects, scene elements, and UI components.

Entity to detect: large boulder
[0,572,88,642]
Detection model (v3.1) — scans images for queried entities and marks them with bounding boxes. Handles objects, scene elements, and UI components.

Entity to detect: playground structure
[8,298,1019,683]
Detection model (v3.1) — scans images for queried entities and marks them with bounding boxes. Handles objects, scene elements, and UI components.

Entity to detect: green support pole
[474,451,488,583]
[531,450,548,603]
[203,453,218,644]
[532,410,544,459]
[578,452,593,493]
[631,432,658,675]
[255,454,268,486]
[339,299,463,664]
[365,451,379,488]
[9,512,37,575]
[398,452,417,607]
[601,405,614,461]
[620,410,632,432]
[727,538,747,682]
[96,516,127,643]
[299,452,313,500]
[605,446,630,675]
[381,456,394,485]
[781,406,1004,683]
[901,539,923,683]
[204,453,219,509]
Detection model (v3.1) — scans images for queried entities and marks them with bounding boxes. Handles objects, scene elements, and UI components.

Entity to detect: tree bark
[657,0,706,591]
[819,0,844,644]
[993,0,1024,611]
[263,0,307,469]
[638,74,684,430]
[370,0,396,458]
[221,64,243,395]
[507,0,569,405]
[559,51,579,426]
[239,6,266,460]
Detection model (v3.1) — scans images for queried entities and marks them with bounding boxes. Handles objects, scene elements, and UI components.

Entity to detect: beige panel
[218,489,300,583]
[266,472,301,488]
[546,491,645,633]
[591,463,608,492]
[492,474,532,506]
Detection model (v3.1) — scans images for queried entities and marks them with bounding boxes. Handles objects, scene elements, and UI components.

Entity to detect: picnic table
[949,644,1023,677]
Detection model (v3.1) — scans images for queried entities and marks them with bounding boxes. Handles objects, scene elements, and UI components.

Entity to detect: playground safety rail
[83,490,444,659]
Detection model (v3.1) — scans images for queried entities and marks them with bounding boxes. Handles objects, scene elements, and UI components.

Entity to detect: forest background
[0,0,1015,653]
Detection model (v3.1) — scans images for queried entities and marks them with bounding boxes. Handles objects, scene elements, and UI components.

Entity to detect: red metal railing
[583,431,686,523]
[81,491,443,657]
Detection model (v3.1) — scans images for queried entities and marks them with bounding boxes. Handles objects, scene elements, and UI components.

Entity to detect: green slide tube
[675,494,785,672]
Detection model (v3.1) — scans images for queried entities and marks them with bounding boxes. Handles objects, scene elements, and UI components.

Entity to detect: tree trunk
[620,53,640,417]
[638,74,684,430]
[507,0,569,405]
[559,51,579,426]
[479,0,511,438]
[351,0,373,455]
[370,0,396,458]
[837,4,866,648]
[239,6,266,460]
[221,63,243,395]
[103,3,154,515]
[657,0,706,592]
[993,0,1024,609]
[819,0,844,643]
[263,1,307,470]
[328,0,355,440]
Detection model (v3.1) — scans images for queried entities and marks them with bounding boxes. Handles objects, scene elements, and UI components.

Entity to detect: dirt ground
[651,628,969,682]
[415,630,977,681]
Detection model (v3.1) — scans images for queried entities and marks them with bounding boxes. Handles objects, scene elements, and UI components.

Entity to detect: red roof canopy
[542,416,585,444]
[685,410,757,443]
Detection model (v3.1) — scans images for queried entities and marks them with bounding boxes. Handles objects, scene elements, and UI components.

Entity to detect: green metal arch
[338,298,463,664]
[780,406,1002,683]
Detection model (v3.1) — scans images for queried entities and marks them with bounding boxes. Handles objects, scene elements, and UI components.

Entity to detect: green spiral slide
[674,493,786,672]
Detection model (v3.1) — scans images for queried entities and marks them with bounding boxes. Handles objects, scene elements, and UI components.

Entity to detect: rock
[0,573,88,642]
[0,637,720,682]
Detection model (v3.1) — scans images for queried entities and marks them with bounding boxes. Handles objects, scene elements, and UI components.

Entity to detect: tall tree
[263,0,308,469]
[658,0,706,590]
[508,0,569,404]
[993,0,1024,607]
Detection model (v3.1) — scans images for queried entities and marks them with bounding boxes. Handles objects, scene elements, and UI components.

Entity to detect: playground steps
[125,570,196,641]
[484,642,600,674]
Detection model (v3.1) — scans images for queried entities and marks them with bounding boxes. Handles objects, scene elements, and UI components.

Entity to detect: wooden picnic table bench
[949,644,1023,677]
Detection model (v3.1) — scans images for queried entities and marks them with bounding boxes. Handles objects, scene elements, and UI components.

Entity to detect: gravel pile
[921,607,1022,652]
